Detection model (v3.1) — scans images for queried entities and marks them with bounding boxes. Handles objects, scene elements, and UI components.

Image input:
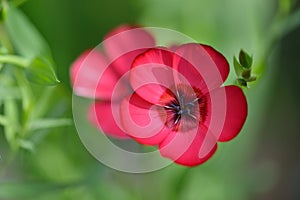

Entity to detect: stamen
[159,84,207,132]
[176,90,180,99]
[164,105,174,109]
[174,115,180,125]
[192,98,199,103]
[188,113,197,120]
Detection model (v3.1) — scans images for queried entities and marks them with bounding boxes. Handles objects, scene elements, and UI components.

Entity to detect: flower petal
[173,43,229,93]
[71,50,118,99]
[130,48,176,104]
[88,102,129,139]
[159,125,217,167]
[201,44,229,82]
[120,93,169,145]
[208,86,247,141]
[71,49,129,100]
[110,49,151,78]
[96,53,135,102]
[103,26,155,68]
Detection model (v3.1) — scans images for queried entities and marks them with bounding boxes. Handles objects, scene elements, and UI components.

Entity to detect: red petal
[120,93,169,145]
[159,126,217,167]
[202,45,229,82]
[96,54,134,102]
[208,86,247,141]
[88,102,129,139]
[103,26,155,68]
[130,48,176,104]
[71,50,119,99]
[104,25,151,74]
[110,49,151,78]
[70,49,132,100]
[173,43,229,93]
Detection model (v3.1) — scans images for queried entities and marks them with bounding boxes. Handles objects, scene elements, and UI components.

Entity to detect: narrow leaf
[4,4,60,85]
[233,56,243,77]
[18,139,35,152]
[29,118,72,131]
[4,4,51,58]
[25,56,60,85]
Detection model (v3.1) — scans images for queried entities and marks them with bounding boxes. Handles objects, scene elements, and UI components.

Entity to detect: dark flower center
[159,84,207,132]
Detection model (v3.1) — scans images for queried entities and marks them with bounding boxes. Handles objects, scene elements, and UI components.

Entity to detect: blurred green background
[0,0,300,199]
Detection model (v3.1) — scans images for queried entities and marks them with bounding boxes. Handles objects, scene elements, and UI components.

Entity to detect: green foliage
[233,49,256,87]
[0,2,70,155]
[4,2,59,85]
[29,118,72,131]
[239,49,253,69]
[25,57,59,85]
[4,4,50,58]
[3,99,19,150]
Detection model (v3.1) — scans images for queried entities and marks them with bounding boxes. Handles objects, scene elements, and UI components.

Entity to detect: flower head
[70,25,155,138]
[70,25,247,167]
[120,44,247,166]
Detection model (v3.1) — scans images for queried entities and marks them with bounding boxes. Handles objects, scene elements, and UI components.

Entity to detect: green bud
[233,56,243,77]
[242,69,251,79]
[247,75,257,82]
[237,78,248,87]
[239,49,253,69]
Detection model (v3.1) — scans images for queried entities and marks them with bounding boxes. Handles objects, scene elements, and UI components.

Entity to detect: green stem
[0,54,30,68]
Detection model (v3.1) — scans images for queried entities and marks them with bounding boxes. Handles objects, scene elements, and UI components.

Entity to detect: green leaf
[233,56,243,77]
[4,4,60,85]
[18,139,35,152]
[29,118,72,131]
[25,56,60,85]
[4,4,51,58]
[239,49,253,69]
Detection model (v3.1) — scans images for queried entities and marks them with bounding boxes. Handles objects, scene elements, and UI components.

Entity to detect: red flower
[120,44,247,166]
[70,25,155,138]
